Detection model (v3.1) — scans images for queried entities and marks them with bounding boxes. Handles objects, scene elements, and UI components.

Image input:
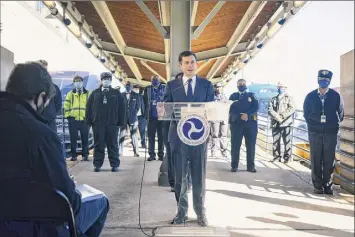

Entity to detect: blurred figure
[86,72,126,172]
[303,70,344,195]
[229,79,259,173]
[64,76,90,161]
[143,75,165,161]
[0,62,109,237]
[268,82,296,163]
[134,85,147,148]
[36,60,62,132]
[119,82,140,157]
[210,82,228,157]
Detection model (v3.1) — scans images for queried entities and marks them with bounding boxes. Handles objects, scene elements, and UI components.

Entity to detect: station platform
[68,145,354,237]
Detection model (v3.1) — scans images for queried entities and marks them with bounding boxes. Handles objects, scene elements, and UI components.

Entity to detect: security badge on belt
[321,114,326,123]
[152,100,157,106]
[248,97,251,102]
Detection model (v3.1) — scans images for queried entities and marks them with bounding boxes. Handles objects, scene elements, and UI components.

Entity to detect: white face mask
[102,80,111,88]
[74,82,83,89]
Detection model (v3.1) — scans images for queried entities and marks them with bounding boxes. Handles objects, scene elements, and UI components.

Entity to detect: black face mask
[35,93,47,115]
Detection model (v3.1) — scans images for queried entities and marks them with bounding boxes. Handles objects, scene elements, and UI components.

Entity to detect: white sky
[224,1,354,108]
[1,1,354,107]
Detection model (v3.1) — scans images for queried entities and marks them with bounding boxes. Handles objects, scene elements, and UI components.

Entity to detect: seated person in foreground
[0,62,109,237]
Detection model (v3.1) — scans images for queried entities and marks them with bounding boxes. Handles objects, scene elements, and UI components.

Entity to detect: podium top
[157,101,232,121]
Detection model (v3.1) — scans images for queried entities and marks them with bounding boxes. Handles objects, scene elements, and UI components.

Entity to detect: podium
[156,101,231,186]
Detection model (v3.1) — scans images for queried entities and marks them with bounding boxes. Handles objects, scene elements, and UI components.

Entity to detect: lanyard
[319,94,326,114]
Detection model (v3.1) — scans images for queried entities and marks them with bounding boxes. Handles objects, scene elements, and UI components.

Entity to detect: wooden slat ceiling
[72,1,282,84]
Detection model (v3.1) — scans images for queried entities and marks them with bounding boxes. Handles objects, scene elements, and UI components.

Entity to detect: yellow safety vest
[64,90,90,120]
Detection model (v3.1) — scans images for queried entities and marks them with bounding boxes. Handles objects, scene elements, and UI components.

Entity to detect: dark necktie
[187,79,193,99]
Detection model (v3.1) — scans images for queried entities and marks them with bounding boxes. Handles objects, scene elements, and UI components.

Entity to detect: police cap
[318,69,333,80]
[100,72,112,80]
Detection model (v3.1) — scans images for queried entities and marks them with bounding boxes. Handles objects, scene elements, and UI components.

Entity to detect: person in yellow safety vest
[64,76,91,161]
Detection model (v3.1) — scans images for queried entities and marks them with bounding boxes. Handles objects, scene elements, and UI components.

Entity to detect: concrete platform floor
[69,145,354,237]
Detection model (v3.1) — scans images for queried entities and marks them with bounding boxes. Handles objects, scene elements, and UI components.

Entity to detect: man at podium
[164,51,214,226]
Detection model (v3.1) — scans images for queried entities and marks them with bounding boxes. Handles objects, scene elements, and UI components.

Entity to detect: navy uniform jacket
[164,76,214,143]
[122,91,141,125]
[303,88,344,133]
[42,83,62,120]
[229,91,259,124]
[0,92,81,235]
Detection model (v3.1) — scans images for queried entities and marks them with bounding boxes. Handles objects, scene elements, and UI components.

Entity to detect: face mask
[102,79,111,88]
[318,80,330,89]
[238,85,247,92]
[74,82,83,89]
[152,79,160,87]
[125,86,132,92]
[278,88,285,94]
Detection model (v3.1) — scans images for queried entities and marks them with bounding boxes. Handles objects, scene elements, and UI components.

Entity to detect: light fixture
[43,1,56,9]
[89,44,99,58]
[267,18,286,38]
[293,1,304,8]
[63,15,82,38]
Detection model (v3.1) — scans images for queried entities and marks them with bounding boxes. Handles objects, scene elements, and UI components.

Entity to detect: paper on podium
[157,101,232,121]
[76,184,105,203]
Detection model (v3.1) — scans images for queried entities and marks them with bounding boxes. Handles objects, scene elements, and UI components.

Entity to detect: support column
[158,1,191,186]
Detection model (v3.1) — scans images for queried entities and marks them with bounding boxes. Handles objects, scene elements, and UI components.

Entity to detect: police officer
[86,72,126,172]
[229,79,259,173]
[64,76,90,161]
[268,82,296,163]
[303,70,344,195]
[210,82,228,157]
[119,82,140,157]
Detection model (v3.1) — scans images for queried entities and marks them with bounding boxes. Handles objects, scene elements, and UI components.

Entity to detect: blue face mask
[152,79,160,87]
[74,81,83,89]
[278,88,285,94]
[238,85,247,92]
[125,85,132,92]
[318,79,330,89]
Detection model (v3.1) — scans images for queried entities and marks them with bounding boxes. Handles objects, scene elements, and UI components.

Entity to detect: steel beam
[195,42,248,61]
[207,1,267,79]
[169,1,191,79]
[192,1,225,39]
[135,0,169,39]
[140,60,167,83]
[92,1,143,82]
[159,1,171,80]
[191,1,199,26]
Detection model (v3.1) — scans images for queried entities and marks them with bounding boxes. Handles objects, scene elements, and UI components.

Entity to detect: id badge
[152,100,157,106]
[321,115,326,123]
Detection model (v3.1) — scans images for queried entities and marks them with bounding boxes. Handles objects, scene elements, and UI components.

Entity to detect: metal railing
[256,110,354,194]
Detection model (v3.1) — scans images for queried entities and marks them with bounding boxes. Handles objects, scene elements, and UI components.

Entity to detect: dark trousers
[230,121,257,170]
[148,118,164,159]
[119,123,139,154]
[308,131,338,190]
[272,126,291,161]
[171,141,207,219]
[92,124,120,168]
[138,116,147,146]
[210,121,228,154]
[68,119,89,158]
[163,122,174,188]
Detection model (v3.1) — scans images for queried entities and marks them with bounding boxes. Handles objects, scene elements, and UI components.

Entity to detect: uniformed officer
[86,72,126,172]
[268,82,296,163]
[229,79,259,173]
[64,76,90,161]
[119,82,140,157]
[210,82,229,157]
[303,69,344,195]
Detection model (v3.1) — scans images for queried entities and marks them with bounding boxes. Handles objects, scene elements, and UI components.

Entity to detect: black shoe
[324,187,334,195]
[94,167,101,172]
[270,157,280,162]
[283,159,289,164]
[83,156,89,161]
[70,157,77,161]
[197,214,208,227]
[111,167,119,172]
[158,157,163,161]
[314,188,324,194]
[171,187,175,192]
[221,152,228,158]
[247,168,257,173]
[134,153,140,157]
[171,216,188,225]
[231,167,238,172]
[147,157,155,161]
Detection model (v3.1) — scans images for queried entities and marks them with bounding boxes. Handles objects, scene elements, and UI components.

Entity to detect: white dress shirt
[182,75,197,95]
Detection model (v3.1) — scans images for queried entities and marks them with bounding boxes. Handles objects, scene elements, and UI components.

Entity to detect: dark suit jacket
[122,91,140,125]
[143,84,166,119]
[163,76,214,143]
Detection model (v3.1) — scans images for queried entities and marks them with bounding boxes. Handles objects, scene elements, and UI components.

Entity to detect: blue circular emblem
[177,114,209,146]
